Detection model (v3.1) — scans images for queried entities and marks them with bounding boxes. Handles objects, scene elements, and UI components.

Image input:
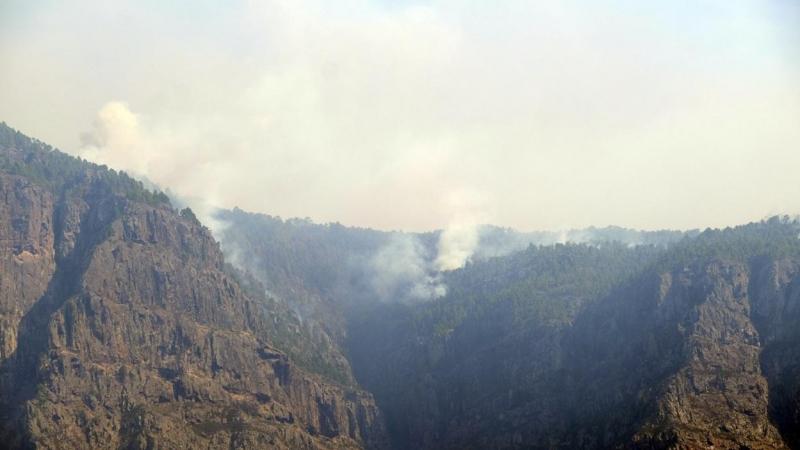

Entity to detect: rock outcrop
[350,249,800,449]
[4,122,800,450]
[0,125,387,449]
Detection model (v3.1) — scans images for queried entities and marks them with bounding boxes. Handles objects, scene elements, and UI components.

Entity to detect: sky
[1,0,798,232]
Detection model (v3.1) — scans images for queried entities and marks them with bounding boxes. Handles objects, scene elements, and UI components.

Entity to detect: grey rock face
[0,171,387,449]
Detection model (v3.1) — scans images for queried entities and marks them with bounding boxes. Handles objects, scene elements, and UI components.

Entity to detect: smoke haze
[1,0,799,231]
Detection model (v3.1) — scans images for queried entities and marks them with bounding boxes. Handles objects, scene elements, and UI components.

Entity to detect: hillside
[2,123,799,449]
[0,123,388,449]
[348,221,800,448]
[219,208,800,449]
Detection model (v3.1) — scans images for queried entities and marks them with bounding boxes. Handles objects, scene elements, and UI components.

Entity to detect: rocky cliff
[214,203,800,449]
[3,122,800,450]
[561,259,793,449]
[0,124,387,449]
[347,230,800,449]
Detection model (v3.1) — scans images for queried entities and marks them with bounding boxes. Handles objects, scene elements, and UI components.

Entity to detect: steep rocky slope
[349,225,800,449]
[556,259,790,449]
[223,204,800,449]
[0,124,387,449]
[3,122,799,450]
[346,243,664,448]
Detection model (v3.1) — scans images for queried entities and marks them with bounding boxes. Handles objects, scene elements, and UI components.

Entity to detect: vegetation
[179,207,201,225]
[652,216,800,270]
[222,262,355,386]
[422,242,664,335]
[344,218,800,446]
[0,122,170,206]
[216,207,390,301]
[7,119,797,446]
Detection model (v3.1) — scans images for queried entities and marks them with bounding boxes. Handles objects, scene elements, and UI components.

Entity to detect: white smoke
[76,103,478,303]
[435,220,480,271]
[364,190,490,302]
[5,1,800,232]
[433,188,490,271]
[369,233,446,303]
[78,101,231,233]
[79,102,147,173]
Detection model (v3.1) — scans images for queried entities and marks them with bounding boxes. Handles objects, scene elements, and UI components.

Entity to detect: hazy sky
[1,0,798,231]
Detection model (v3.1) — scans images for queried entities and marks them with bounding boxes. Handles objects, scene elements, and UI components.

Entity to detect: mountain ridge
[0,122,388,449]
[1,122,799,449]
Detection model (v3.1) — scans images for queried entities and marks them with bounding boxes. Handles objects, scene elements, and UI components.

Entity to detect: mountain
[349,223,800,448]
[213,208,693,351]
[2,122,799,450]
[0,123,388,449]
[218,209,800,449]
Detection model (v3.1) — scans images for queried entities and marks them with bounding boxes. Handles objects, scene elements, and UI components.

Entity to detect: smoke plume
[369,233,447,303]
